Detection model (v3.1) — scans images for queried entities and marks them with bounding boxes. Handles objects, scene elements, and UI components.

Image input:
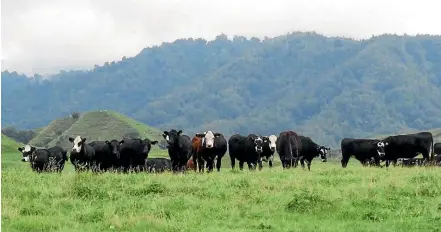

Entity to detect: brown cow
[191,135,204,172]
[186,159,195,170]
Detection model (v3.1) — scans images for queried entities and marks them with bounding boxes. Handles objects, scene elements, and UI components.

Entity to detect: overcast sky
[1,0,440,76]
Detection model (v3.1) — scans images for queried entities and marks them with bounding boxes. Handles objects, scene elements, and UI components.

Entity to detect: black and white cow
[119,138,158,173]
[162,129,192,172]
[68,136,96,172]
[88,140,123,172]
[276,131,302,169]
[340,138,386,168]
[261,135,277,168]
[299,135,330,170]
[378,132,433,167]
[194,131,228,172]
[18,145,68,173]
[146,157,172,173]
[228,134,264,170]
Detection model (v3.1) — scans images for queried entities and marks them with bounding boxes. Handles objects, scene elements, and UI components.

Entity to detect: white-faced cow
[378,132,433,167]
[340,138,386,168]
[162,129,192,172]
[118,138,158,173]
[228,134,264,171]
[276,131,302,169]
[261,135,277,168]
[68,136,96,172]
[18,145,68,173]
[298,135,330,170]
[194,131,228,172]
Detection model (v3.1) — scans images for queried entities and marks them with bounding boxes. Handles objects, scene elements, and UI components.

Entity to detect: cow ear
[178,130,183,135]
[69,137,74,142]
[31,146,36,151]
[105,141,110,145]
[18,147,23,152]
[151,141,158,145]
[214,133,222,137]
[119,140,124,145]
[82,138,87,143]
[385,142,389,146]
[195,133,204,138]
[163,131,169,135]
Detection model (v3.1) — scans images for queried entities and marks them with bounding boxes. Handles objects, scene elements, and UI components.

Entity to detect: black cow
[379,132,433,167]
[434,143,441,156]
[298,136,330,170]
[88,140,122,172]
[228,134,264,170]
[397,158,425,167]
[69,136,96,172]
[18,145,68,173]
[340,138,386,168]
[146,157,172,173]
[194,131,228,172]
[119,138,158,173]
[276,131,302,169]
[260,135,277,168]
[162,129,192,172]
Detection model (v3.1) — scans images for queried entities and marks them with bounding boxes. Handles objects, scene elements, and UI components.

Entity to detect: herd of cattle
[16,129,441,173]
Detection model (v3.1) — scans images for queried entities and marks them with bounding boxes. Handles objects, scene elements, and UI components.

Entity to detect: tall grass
[2,155,441,232]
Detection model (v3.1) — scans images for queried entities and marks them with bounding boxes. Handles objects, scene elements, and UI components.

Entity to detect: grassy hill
[25,110,166,156]
[1,134,23,153]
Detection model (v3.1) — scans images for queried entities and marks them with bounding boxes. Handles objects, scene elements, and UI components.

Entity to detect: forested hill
[2,32,441,147]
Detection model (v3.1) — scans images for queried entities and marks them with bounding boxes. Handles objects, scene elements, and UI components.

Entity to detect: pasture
[2,149,441,232]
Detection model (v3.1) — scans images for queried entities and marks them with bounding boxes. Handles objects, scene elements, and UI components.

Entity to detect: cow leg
[305,159,311,171]
[230,156,236,170]
[198,156,205,173]
[269,155,274,168]
[239,161,244,170]
[216,156,222,172]
[258,158,263,171]
[300,158,305,169]
[192,153,198,172]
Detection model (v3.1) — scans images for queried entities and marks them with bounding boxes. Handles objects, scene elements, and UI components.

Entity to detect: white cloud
[1,0,440,75]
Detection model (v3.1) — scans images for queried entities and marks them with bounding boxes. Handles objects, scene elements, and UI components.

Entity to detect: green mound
[28,116,77,147]
[1,134,23,153]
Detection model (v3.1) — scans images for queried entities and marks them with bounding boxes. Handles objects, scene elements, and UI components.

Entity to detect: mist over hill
[2,32,441,147]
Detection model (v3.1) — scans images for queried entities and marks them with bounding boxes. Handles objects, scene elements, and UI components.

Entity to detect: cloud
[2,0,440,75]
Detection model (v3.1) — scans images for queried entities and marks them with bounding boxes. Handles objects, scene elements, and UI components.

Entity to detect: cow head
[142,139,158,154]
[105,140,123,159]
[195,131,222,149]
[69,136,87,153]
[317,146,330,162]
[253,136,264,154]
[162,129,182,146]
[18,145,36,162]
[266,135,277,152]
[374,141,388,158]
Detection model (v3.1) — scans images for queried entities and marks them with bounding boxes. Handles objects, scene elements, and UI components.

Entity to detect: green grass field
[2,146,441,232]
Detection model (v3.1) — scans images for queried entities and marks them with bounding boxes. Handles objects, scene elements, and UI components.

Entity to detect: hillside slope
[2,32,441,147]
[25,110,164,151]
[1,134,23,153]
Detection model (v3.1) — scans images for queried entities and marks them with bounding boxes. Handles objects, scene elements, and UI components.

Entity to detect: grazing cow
[190,135,204,172]
[119,138,158,173]
[69,136,96,172]
[18,145,68,173]
[146,157,172,173]
[88,140,122,172]
[434,143,441,156]
[340,138,386,168]
[163,129,192,172]
[378,132,433,167]
[261,135,277,168]
[276,131,302,169]
[298,136,330,170]
[228,134,264,170]
[194,131,228,172]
